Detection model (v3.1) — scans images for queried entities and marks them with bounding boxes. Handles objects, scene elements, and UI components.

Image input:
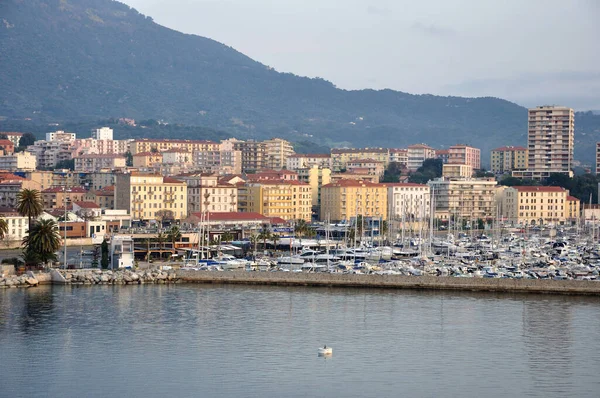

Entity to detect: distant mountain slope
[1,0,599,165]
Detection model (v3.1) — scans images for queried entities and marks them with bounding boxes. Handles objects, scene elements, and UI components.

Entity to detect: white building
[0,208,28,246]
[428,177,498,221]
[92,127,114,141]
[286,154,332,171]
[0,152,37,171]
[74,154,126,172]
[176,173,237,215]
[386,183,430,221]
[45,131,76,142]
[407,144,435,171]
[110,235,134,269]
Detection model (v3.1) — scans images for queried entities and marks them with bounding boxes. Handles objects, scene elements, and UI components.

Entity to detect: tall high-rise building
[596,143,600,175]
[513,106,574,180]
[490,146,528,174]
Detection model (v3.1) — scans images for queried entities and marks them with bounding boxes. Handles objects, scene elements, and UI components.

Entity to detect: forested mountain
[1,0,599,165]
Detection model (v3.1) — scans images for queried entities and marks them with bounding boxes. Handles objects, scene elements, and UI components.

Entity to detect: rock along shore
[177,270,600,296]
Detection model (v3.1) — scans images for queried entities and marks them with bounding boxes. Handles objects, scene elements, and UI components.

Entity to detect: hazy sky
[124,0,600,110]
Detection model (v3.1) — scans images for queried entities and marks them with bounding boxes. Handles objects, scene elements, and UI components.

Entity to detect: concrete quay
[176,270,600,296]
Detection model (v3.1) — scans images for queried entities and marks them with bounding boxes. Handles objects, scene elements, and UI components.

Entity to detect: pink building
[448,144,480,170]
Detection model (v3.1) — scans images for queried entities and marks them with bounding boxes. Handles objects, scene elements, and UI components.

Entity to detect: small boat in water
[318,345,332,356]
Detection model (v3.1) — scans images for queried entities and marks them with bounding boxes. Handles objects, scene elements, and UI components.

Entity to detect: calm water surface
[1,285,600,398]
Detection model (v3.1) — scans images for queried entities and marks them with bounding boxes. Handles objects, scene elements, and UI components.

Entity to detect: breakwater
[177,270,600,296]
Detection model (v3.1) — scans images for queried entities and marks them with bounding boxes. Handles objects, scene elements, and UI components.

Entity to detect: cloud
[411,22,457,37]
[366,5,391,15]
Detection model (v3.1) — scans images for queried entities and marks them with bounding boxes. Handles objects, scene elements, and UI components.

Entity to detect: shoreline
[3,269,600,296]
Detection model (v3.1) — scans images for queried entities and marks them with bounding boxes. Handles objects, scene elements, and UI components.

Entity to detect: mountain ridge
[1,0,599,165]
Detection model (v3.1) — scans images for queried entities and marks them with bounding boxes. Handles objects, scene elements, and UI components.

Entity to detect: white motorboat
[318,346,332,356]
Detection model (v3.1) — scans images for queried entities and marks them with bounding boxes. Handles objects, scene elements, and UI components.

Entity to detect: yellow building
[130,139,219,155]
[238,181,312,222]
[566,195,580,222]
[442,164,473,178]
[320,179,388,222]
[490,146,528,174]
[114,173,188,222]
[331,148,389,172]
[502,186,571,225]
[297,166,331,208]
[132,152,163,168]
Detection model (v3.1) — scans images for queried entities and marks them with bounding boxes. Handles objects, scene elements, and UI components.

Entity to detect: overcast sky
[124,0,600,110]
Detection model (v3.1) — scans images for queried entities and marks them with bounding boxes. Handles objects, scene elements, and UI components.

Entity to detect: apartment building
[238,181,312,222]
[387,183,430,221]
[346,159,385,180]
[448,144,480,170]
[428,178,498,221]
[0,132,24,147]
[45,131,76,142]
[490,146,528,174]
[176,173,237,215]
[41,187,87,210]
[0,152,37,171]
[286,154,332,171]
[331,148,389,172]
[132,152,163,168]
[513,106,575,180]
[407,144,435,171]
[73,138,130,155]
[0,139,15,155]
[297,166,332,209]
[320,179,388,222]
[114,173,188,222]
[389,149,408,167]
[502,186,571,225]
[74,154,126,172]
[442,164,473,179]
[162,148,192,165]
[0,175,41,208]
[193,148,242,175]
[84,186,115,210]
[129,138,219,155]
[27,139,73,169]
[92,127,114,140]
[231,139,267,172]
[264,138,295,170]
[0,208,28,244]
[435,149,450,164]
[596,143,600,175]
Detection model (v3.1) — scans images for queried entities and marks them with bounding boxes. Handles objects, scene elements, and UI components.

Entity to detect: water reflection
[0,286,599,398]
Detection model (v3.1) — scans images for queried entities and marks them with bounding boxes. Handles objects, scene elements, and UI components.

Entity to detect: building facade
[114,173,188,222]
[491,146,528,174]
[238,181,312,222]
[286,154,332,171]
[407,144,435,171]
[0,152,37,171]
[502,186,570,225]
[176,173,238,215]
[513,106,575,180]
[320,180,388,222]
[448,144,481,170]
[74,154,126,172]
[264,138,295,170]
[331,148,389,172]
[387,183,430,221]
[428,178,498,222]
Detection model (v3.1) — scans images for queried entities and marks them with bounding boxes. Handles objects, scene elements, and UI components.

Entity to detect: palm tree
[22,219,61,267]
[156,232,166,261]
[167,226,182,251]
[258,224,271,250]
[271,234,280,252]
[221,231,235,242]
[249,234,259,255]
[0,217,8,241]
[294,219,308,239]
[17,188,43,231]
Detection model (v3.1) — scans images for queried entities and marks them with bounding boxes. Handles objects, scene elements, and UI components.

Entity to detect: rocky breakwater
[0,274,40,288]
[59,269,181,285]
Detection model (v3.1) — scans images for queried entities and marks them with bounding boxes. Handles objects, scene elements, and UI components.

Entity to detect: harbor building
[237,180,312,222]
[502,186,573,225]
[428,177,498,222]
[386,183,430,221]
[176,173,238,215]
[114,173,188,223]
[320,179,388,222]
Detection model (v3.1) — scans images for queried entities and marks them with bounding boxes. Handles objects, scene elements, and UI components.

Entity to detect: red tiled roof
[567,196,579,201]
[269,217,288,225]
[331,147,388,154]
[76,154,125,159]
[192,212,269,221]
[407,144,432,149]
[0,132,24,136]
[162,148,189,153]
[0,139,15,147]
[73,201,100,209]
[163,177,184,184]
[513,186,566,192]
[247,180,308,186]
[0,173,26,181]
[347,158,383,164]
[134,138,218,144]
[435,149,450,155]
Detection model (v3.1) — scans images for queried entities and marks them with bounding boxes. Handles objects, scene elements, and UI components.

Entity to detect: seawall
[176,271,600,296]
